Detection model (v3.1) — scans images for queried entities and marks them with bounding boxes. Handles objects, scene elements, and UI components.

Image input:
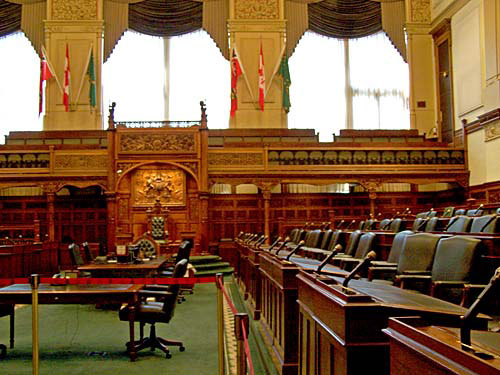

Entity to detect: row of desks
[235,240,499,375]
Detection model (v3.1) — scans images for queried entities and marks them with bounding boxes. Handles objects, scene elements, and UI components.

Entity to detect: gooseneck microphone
[342,251,377,287]
[316,244,343,274]
[274,236,291,256]
[285,240,305,261]
[267,236,281,252]
[460,267,500,351]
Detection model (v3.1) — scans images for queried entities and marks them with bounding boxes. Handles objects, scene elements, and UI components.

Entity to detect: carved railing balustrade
[0,152,50,169]
[115,120,200,128]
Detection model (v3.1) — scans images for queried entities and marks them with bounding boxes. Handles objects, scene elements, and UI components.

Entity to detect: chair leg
[126,324,185,359]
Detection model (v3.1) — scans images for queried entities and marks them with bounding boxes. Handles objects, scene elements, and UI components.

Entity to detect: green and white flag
[278,55,291,113]
[87,50,96,109]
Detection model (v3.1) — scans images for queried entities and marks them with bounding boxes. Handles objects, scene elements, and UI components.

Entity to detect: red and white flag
[63,43,71,112]
[258,43,265,111]
[39,47,55,115]
[230,48,242,117]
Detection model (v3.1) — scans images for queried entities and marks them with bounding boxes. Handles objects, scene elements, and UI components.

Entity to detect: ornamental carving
[234,0,279,19]
[52,0,97,20]
[120,134,195,153]
[411,0,431,23]
[118,198,129,220]
[208,153,263,166]
[488,189,500,203]
[485,122,500,142]
[54,154,107,170]
[134,168,185,206]
[179,161,199,176]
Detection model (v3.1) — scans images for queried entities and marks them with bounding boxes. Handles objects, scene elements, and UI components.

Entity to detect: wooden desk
[0,283,142,361]
[296,270,490,375]
[77,255,169,277]
[383,316,500,375]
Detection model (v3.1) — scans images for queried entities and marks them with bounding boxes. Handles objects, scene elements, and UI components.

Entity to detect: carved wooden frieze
[54,154,107,170]
[120,134,195,153]
[234,0,279,19]
[208,152,263,166]
[411,0,431,23]
[485,122,500,142]
[179,161,199,176]
[134,167,185,206]
[52,0,97,20]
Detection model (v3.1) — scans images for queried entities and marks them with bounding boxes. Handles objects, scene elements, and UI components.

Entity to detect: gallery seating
[445,215,473,232]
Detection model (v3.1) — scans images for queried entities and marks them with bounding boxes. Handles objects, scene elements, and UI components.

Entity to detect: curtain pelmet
[128,0,202,37]
[308,0,382,39]
[0,1,21,38]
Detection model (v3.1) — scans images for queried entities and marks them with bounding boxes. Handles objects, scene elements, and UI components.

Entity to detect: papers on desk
[107,259,118,264]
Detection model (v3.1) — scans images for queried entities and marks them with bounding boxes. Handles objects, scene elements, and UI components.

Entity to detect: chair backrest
[497,208,500,215]
[431,236,482,282]
[469,214,499,233]
[175,240,193,264]
[82,241,93,263]
[466,209,484,217]
[319,229,333,250]
[343,230,362,256]
[388,218,404,233]
[411,217,427,231]
[446,216,473,232]
[386,230,413,263]
[151,216,166,240]
[289,228,300,243]
[397,233,442,275]
[455,209,466,216]
[162,259,189,316]
[304,229,323,248]
[424,217,439,232]
[327,230,342,251]
[352,232,376,259]
[68,243,85,267]
[379,219,392,230]
[442,206,455,218]
[134,236,158,258]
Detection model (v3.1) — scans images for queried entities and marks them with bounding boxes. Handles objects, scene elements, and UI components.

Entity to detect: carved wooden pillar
[405,0,437,136]
[106,192,116,254]
[43,0,104,130]
[46,192,56,242]
[228,0,287,128]
[199,192,210,252]
[262,188,271,245]
[360,181,381,219]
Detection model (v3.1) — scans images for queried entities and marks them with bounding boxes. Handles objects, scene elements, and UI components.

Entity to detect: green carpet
[0,283,218,375]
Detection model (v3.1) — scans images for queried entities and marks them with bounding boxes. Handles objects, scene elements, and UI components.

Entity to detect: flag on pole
[63,43,70,112]
[87,49,96,109]
[39,48,55,115]
[230,48,242,117]
[278,55,291,113]
[258,43,265,111]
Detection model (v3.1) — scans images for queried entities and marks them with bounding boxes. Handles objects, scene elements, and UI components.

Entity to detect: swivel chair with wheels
[119,259,188,358]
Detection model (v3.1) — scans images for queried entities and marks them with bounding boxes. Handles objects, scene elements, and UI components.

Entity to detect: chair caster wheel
[0,344,7,359]
[179,346,185,352]
[166,352,172,359]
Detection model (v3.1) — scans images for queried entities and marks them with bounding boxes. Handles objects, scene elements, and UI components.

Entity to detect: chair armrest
[370,261,397,268]
[401,270,432,276]
[395,274,431,291]
[460,284,486,307]
[430,281,468,300]
[367,266,397,281]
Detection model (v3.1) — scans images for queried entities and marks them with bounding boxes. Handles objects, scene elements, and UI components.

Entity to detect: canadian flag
[63,43,70,112]
[258,43,265,111]
[39,47,55,115]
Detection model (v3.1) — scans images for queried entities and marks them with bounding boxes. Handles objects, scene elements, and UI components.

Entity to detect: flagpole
[74,44,93,107]
[41,46,63,95]
[264,43,286,100]
[233,45,259,110]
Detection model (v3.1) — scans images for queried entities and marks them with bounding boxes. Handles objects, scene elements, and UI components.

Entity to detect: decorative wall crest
[485,121,500,142]
[411,0,431,23]
[134,168,185,206]
[120,134,195,153]
[54,154,107,170]
[234,0,279,19]
[52,0,97,20]
[208,152,263,166]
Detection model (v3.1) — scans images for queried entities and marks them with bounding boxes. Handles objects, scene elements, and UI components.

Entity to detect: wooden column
[199,192,210,253]
[46,192,55,242]
[262,187,271,245]
[106,192,116,254]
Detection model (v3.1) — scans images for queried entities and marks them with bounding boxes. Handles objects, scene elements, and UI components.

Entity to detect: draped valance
[0,1,21,39]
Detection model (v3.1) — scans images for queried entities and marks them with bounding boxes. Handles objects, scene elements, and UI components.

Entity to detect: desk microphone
[336,220,345,229]
[256,235,268,248]
[473,204,484,216]
[460,267,500,351]
[342,251,377,287]
[267,236,281,252]
[316,244,342,274]
[275,236,291,255]
[344,220,356,230]
[285,240,305,261]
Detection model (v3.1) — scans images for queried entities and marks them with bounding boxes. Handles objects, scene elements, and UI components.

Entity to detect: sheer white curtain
[349,32,409,129]
[169,31,230,127]
[287,32,346,142]
[102,31,166,122]
[0,33,42,144]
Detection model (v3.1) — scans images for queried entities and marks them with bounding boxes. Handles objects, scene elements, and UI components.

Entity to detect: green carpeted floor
[0,283,218,375]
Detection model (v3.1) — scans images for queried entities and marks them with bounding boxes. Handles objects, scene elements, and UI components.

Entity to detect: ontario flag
[39,46,56,116]
[63,43,71,112]
[230,48,242,117]
[258,43,265,111]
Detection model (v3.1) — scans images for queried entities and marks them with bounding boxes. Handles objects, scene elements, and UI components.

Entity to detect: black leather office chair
[119,259,188,358]
[65,243,91,277]
[338,232,377,271]
[0,304,14,358]
[82,241,93,263]
[161,240,193,277]
[331,230,362,265]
